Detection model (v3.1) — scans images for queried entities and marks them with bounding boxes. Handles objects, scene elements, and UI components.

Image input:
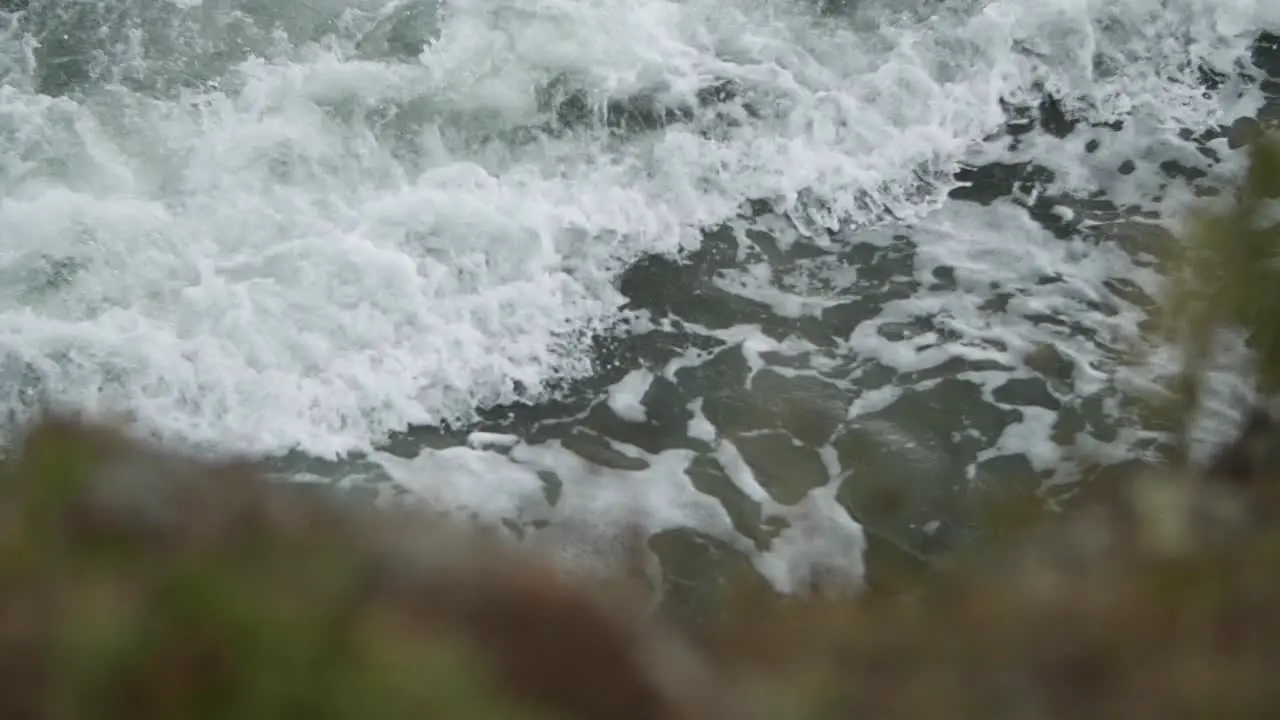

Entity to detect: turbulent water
[2,0,1279,598]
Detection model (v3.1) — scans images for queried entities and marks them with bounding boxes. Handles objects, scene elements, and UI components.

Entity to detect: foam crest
[2,0,1270,456]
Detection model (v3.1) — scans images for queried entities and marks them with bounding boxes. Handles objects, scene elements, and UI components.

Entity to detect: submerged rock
[1226,110,1280,150]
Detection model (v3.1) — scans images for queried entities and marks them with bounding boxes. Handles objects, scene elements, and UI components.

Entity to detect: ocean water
[1,0,1278,603]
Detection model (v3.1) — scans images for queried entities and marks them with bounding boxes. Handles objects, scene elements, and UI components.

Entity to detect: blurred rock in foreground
[8,407,1280,719]
[0,418,730,720]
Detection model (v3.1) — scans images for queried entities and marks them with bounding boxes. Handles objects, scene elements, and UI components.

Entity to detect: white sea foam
[1,0,1277,590]
[1,0,1270,454]
[376,426,866,595]
[607,368,653,423]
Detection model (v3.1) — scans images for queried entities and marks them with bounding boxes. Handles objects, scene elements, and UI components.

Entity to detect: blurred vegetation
[1159,126,1280,447]
[0,420,723,720]
[2,132,1280,719]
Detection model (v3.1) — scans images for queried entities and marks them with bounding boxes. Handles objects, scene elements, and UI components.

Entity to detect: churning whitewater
[1,0,1278,592]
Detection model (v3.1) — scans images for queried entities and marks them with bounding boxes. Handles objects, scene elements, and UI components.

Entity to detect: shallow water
[1,0,1278,596]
